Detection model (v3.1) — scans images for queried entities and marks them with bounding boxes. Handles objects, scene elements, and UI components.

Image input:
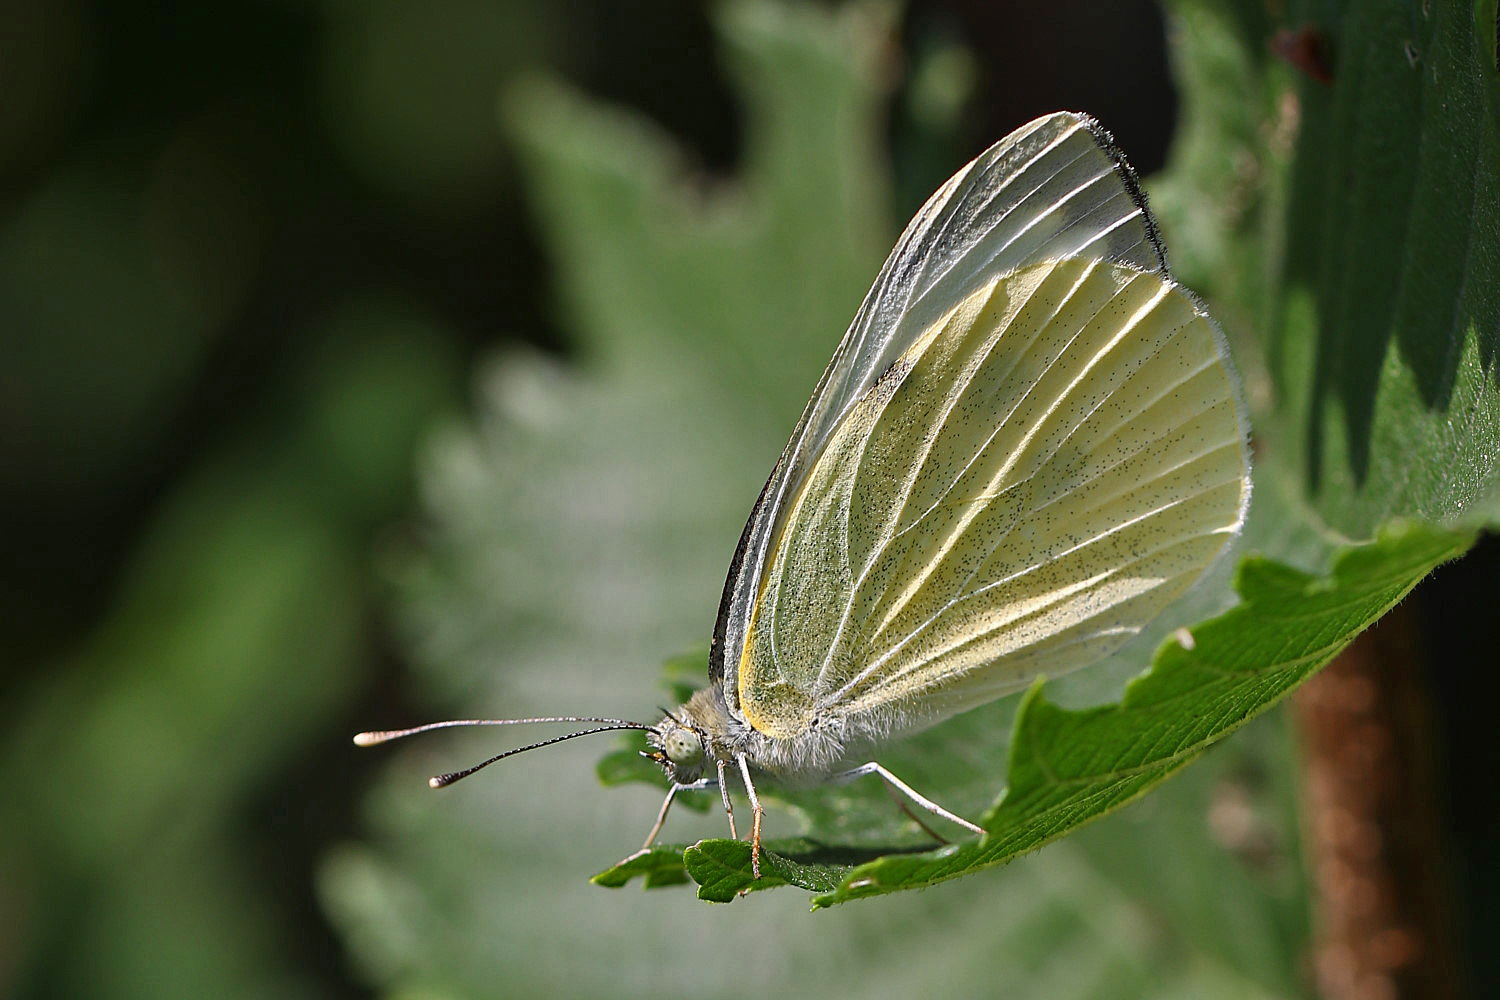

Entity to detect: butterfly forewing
[713,112,1170,702]
[736,257,1249,744]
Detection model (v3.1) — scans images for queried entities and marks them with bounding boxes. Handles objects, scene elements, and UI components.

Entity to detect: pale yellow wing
[736,257,1249,742]
[712,113,1164,700]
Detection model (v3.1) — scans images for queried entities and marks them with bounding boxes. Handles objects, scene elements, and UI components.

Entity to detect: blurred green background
[2,0,1493,997]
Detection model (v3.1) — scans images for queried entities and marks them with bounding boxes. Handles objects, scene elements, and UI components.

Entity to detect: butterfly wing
[712,112,1172,708]
[735,257,1250,742]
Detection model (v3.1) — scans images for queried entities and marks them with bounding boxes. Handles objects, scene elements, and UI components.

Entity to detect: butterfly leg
[832,762,986,838]
[886,790,951,845]
[641,778,717,850]
[735,754,764,879]
[617,777,718,866]
[715,758,738,840]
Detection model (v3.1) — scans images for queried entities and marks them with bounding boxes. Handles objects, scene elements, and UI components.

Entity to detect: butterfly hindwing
[736,258,1248,743]
[712,113,1173,705]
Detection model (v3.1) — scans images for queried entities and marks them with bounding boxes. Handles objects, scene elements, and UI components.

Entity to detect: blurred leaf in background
[1,299,461,998]
[1,0,558,996]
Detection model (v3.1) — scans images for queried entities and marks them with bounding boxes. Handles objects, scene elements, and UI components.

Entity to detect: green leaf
[1266,3,1500,534]
[593,836,937,898]
[1158,0,1500,542]
[588,845,693,889]
[685,838,909,901]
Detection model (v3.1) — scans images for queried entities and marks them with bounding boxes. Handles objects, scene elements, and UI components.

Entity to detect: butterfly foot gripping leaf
[356,111,1254,896]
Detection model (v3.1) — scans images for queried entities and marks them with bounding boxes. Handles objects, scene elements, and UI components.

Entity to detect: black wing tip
[1069,112,1170,276]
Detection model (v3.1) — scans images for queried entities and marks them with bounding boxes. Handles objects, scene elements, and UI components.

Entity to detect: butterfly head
[646,709,709,784]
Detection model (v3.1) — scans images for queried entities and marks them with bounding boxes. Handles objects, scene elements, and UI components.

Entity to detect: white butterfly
[358,111,1251,880]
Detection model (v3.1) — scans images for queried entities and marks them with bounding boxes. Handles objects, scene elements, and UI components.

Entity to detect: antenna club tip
[428,775,450,789]
[352,732,384,747]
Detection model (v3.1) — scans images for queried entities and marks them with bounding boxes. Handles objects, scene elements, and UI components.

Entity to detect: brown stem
[1293,601,1462,1000]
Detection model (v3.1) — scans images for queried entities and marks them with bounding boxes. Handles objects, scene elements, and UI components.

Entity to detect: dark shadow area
[1274,5,1500,494]
[1418,532,1500,1000]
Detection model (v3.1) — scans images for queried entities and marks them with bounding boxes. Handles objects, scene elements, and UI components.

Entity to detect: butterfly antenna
[353,716,649,746]
[428,724,656,788]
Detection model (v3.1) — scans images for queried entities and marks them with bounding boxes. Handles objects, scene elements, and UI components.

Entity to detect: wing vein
[815,262,1099,683]
[858,267,1165,639]
[828,476,1243,707]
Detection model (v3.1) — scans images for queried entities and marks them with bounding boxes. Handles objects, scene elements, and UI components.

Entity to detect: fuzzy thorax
[649,686,853,786]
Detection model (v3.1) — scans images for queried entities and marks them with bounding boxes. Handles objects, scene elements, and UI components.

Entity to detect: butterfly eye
[662,729,703,767]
